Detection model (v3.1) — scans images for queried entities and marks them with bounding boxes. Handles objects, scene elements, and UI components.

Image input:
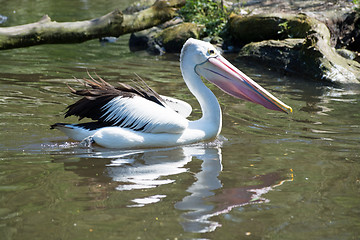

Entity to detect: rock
[232,13,360,84]
[129,27,166,55]
[238,38,305,75]
[229,13,311,45]
[129,21,202,54]
[155,22,203,53]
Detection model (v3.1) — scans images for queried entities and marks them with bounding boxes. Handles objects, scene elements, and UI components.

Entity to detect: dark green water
[1,1,360,239]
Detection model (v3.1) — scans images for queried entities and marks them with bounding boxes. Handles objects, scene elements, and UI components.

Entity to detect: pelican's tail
[50,123,97,141]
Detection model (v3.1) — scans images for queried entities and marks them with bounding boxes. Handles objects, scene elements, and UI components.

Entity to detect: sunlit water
[1,1,360,239]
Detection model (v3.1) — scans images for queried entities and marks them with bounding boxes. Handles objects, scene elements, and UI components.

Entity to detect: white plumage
[159,95,192,118]
[101,96,188,133]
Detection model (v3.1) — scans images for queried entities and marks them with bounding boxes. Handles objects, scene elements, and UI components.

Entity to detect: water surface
[1,1,360,239]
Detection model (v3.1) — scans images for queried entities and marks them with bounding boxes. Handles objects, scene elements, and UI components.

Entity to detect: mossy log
[230,13,360,84]
[0,0,185,50]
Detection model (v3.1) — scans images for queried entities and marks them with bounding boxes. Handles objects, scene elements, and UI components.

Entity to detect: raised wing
[65,75,188,133]
[160,95,192,118]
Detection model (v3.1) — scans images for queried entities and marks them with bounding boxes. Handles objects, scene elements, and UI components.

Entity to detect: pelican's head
[181,38,292,113]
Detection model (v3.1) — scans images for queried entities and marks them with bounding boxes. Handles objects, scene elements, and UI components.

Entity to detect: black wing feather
[65,74,166,122]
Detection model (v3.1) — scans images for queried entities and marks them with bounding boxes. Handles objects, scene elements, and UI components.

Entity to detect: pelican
[51,38,292,149]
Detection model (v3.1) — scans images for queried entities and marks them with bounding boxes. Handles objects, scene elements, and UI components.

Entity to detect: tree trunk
[0,0,185,50]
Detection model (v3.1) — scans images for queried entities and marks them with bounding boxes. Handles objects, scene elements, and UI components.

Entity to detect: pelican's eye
[207,49,215,55]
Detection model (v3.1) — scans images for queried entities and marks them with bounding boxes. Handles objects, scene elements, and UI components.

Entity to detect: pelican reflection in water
[55,145,293,233]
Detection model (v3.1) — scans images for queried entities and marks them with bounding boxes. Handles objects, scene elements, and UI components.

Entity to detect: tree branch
[0,0,185,50]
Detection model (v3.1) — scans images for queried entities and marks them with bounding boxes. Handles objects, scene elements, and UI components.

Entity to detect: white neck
[180,57,222,138]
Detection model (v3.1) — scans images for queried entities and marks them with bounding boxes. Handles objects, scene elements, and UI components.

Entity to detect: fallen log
[0,0,185,50]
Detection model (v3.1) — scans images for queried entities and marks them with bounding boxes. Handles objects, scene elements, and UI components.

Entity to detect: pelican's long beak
[195,55,292,113]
